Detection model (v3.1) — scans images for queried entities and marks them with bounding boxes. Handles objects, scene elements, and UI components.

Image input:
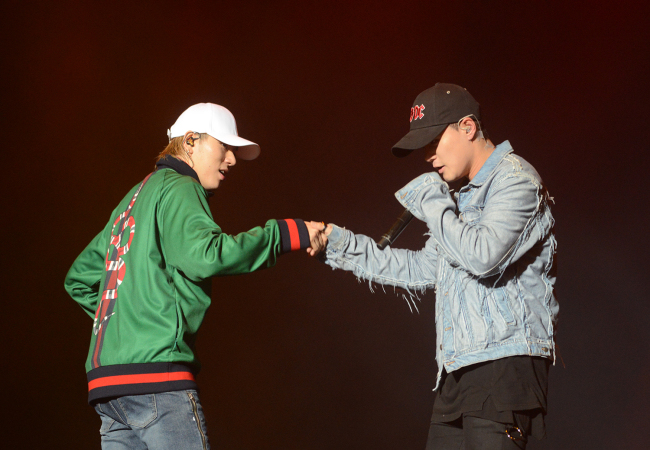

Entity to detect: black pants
[425,415,528,450]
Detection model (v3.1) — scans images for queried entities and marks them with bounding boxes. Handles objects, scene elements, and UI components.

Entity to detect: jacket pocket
[490,287,515,326]
[171,285,183,352]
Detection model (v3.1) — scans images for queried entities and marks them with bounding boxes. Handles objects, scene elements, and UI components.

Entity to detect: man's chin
[201,181,220,190]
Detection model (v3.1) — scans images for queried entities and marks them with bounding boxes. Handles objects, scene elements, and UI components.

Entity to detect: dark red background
[2,1,648,448]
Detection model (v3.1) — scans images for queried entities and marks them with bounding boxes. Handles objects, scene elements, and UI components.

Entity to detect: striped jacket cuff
[277,219,311,253]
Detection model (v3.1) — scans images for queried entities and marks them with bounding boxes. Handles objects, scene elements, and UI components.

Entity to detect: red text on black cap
[410,104,425,123]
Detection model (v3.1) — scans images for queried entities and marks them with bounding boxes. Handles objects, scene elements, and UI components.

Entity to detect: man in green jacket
[65,103,323,449]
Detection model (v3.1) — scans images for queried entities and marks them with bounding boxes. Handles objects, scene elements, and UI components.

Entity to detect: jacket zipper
[187,392,207,450]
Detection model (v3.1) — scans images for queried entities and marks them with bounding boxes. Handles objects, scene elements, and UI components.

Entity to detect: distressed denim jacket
[324,141,558,389]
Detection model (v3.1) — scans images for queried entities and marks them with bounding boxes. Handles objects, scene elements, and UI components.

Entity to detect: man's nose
[227,150,237,166]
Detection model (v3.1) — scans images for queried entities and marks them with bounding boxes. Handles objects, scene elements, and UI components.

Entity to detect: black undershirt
[430,355,550,439]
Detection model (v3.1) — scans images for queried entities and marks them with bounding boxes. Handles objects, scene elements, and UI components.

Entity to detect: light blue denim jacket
[324,141,558,389]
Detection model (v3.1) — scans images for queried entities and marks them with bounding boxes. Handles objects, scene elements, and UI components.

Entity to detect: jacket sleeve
[159,178,310,281]
[324,224,438,293]
[64,225,110,319]
[399,171,547,278]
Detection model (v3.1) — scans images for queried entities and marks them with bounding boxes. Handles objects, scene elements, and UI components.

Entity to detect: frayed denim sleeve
[397,171,548,278]
[323,224,438,296]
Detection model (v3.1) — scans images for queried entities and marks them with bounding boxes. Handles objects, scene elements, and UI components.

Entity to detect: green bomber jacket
[65,156,310,403]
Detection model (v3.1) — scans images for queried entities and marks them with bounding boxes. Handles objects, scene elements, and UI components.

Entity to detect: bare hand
[305,221,329,256]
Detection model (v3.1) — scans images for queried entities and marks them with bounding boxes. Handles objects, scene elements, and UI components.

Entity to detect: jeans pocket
[95,404,117,434]
[116,394,158,428]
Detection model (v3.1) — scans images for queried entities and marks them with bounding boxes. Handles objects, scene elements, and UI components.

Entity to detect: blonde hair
[155,132,209,163]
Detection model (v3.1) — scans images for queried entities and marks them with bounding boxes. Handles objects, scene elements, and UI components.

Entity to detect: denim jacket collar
[466,140,514,188]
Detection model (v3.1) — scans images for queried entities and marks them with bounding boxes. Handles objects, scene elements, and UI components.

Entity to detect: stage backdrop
[2,1,648,449]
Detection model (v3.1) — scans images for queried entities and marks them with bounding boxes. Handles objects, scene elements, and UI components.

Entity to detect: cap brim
[212,134,261,160]
[391,124,448,157]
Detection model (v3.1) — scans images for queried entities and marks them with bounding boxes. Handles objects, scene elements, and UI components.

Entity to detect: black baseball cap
[392,83,480,157]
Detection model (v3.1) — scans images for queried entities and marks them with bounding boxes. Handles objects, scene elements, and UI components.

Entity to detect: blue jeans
[94,390,210,450]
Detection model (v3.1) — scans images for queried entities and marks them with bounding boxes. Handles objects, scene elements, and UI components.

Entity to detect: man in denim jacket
[311,83,558,449]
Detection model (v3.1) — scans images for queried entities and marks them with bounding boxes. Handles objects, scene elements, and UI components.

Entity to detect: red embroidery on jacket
[92,173,153,369]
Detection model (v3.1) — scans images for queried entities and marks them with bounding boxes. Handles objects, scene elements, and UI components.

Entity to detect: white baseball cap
[168,103,260,160]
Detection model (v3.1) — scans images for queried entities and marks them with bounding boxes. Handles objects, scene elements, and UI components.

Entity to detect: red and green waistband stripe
[86,362,198,404]
[277,219,310,253]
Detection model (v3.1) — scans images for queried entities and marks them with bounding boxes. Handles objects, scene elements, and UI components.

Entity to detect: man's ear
[459,118,477,141]
[182,131,199,153]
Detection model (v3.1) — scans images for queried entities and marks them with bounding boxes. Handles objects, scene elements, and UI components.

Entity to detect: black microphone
[377,208,414,250]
